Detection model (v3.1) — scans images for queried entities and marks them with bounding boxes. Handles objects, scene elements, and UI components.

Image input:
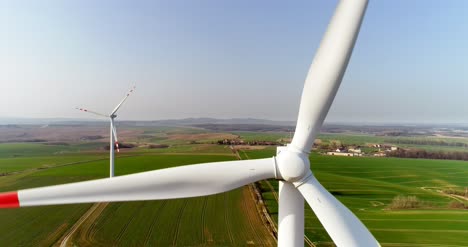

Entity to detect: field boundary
[231,147,277,243]
[234,146,314,246]
[249,183,278,241]
[57,202,108,247]
[250,182,316,247]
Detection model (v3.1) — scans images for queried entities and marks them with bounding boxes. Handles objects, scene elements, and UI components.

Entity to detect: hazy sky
[2,0,468,124]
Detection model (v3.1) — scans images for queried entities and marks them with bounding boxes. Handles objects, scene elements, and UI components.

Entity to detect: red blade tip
[0,192,19,208]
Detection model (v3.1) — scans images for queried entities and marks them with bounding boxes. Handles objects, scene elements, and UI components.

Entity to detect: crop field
[246,149,468,247]
[69,187,275,246]
[233,132,291,142]
[1,126,468,247]
[0,143,275,246]
[0,142,107,159]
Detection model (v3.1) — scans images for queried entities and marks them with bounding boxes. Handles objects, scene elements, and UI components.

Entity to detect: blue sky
[2,0,468,123]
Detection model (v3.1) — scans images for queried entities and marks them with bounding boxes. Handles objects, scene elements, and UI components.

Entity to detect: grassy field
[247,148,468,247]
[233,132,290,142]
[0,142,107,158]
[0,144,275,246]
[2,131,468,246]
[70,187,274,246]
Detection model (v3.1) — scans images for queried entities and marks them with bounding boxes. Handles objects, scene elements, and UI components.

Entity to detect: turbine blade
[295,175,379,247]
[0,158,275,208]
[75,107,108,118]
[291,0,368,153]
[112,125,120,152]
[111,85,136,115]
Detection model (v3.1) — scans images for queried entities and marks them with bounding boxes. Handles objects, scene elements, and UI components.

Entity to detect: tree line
[387,149,468,161]
[385,139,468,148]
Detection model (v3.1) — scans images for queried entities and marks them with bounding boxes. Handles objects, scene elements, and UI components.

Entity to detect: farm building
[327,151,362,157]
[348,147,362,153]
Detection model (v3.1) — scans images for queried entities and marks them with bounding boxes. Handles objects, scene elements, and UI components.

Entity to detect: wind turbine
[0,1,379,246]
[76,85,136,177]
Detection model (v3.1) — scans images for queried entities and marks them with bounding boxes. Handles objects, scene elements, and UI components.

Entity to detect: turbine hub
[275,147,311,182]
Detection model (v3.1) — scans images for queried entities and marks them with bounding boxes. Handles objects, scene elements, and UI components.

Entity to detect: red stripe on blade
[0,192,19,208]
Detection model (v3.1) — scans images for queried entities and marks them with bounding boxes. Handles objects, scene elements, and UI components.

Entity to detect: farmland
[249,149,468,247]
[0,140,275,246]
[0,124,468,246]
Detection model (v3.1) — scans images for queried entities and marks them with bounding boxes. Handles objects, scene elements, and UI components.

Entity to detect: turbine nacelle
[275,147,311,183]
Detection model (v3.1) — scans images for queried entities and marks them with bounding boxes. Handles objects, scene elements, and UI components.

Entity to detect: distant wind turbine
[76,85,136,177]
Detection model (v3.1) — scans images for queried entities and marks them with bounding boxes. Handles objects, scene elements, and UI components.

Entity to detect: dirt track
[57,203,108,247]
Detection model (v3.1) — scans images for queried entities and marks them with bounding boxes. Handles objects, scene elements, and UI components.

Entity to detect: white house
[348,148,362,153]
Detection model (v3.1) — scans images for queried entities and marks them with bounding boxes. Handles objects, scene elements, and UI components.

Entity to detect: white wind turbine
[0,1,380,246]
[76,85,136,177]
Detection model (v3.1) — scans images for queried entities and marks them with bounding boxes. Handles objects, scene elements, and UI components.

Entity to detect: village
[217,138,400,157]
[324,144,399,157]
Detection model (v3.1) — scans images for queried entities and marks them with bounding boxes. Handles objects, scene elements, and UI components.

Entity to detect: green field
[0,144,275,246]
[0,142,107,158]
[1,135,468,246]
[70,188,274,246]
[233,132,290,142]
[246,149,468,247]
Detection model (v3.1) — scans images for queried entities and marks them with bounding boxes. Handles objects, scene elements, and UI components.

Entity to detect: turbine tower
[76,85,135,177]
[0,1,378,246]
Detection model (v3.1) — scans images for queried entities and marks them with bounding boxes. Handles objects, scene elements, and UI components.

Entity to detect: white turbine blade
[295,176,379,247]
[291,0,368,153]
[111,85,136,115]
[0,158,275,208]
[75,107,109,118]
[112,125,120,152]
